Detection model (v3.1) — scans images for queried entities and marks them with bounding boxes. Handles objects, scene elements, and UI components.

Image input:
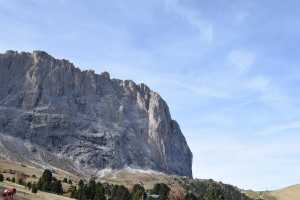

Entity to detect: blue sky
[1,0,300,190]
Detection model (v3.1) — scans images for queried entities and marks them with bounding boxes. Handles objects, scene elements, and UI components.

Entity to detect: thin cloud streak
[257,120,300,136]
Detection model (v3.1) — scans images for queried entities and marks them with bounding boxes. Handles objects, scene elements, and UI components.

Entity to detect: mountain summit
[0,50,192,177]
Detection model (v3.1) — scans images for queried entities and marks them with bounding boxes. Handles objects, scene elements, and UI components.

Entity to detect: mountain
[0,50,192,177]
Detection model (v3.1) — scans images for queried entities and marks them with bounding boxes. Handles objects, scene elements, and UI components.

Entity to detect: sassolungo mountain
[0,50,192,177]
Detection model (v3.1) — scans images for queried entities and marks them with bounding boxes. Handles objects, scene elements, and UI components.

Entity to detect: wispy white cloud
[245,75,291,110]
[228,49,256,74]
[164,0,215,44]
[246,75,270,92]
[257,120,300,136]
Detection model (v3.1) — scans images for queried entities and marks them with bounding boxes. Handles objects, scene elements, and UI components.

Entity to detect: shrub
[131,184,145,200]
[151,183,170,200]
[184,192,197,200]
[69,180,88,200]
[70,185,78,198]
[18,178,25,185]
[27,182,32,190]
[0,173,4,182]
[168,185,185,200]
[94,182,105,200]
[63,177,68,183]
[11,177,16,183]
[16,172,27,186]
[86,178,97,200]
[32,183,38,193]
[110,185,131,200]
[203,183,225,200]
[52,179,64,195]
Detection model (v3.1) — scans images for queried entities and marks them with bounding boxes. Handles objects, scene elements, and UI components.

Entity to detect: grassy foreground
[0,181,73,200]
[1,159,299,200]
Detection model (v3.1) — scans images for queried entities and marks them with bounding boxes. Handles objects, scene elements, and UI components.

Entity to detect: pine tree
[37,169,63,195]
[131,184,145,200]
[86,178,97,200]
[94,182,105,200]
[32,183,38,193]
[18,178,24,185]
[0,173,4,182]
[52,179,64,195]
[38,169,53,192]
[70,185,78,198]
[27,182,32,190]
[77,179,87,200]
[151,183,170,200]
[110,185,131,200]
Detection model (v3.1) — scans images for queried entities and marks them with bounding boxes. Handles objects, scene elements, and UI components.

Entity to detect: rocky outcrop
[0,50,192,177]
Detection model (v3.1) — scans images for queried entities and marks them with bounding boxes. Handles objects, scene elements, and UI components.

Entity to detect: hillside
[245,184,300,200]
[0,181,73,200]
[0,159,251,200]
[270,184,300,200]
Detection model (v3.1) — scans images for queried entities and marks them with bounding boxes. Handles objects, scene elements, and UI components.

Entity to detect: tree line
[70,178,171,200]
[0,170,229,200]
[0,170,63,195]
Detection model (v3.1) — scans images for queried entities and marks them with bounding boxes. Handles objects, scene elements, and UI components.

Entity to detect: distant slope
[270,184,300,200]
[0,159,80,183]
[245,184,300,200]
[245,190,276,200]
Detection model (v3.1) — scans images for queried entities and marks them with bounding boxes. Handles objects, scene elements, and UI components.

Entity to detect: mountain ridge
[0,50,192,177]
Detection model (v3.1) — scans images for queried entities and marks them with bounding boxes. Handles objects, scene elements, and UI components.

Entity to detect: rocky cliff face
[0,50,192,177]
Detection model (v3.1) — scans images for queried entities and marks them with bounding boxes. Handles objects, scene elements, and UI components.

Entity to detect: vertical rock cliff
[0,50,192,177]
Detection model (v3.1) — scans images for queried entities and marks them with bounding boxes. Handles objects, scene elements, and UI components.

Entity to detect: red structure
[2,188,16,200]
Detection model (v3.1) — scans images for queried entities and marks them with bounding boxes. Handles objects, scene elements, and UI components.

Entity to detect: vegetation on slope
[37,169,64,195]
[70,178,171,200]
[178,178,252,200]
[0,159,254,200]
